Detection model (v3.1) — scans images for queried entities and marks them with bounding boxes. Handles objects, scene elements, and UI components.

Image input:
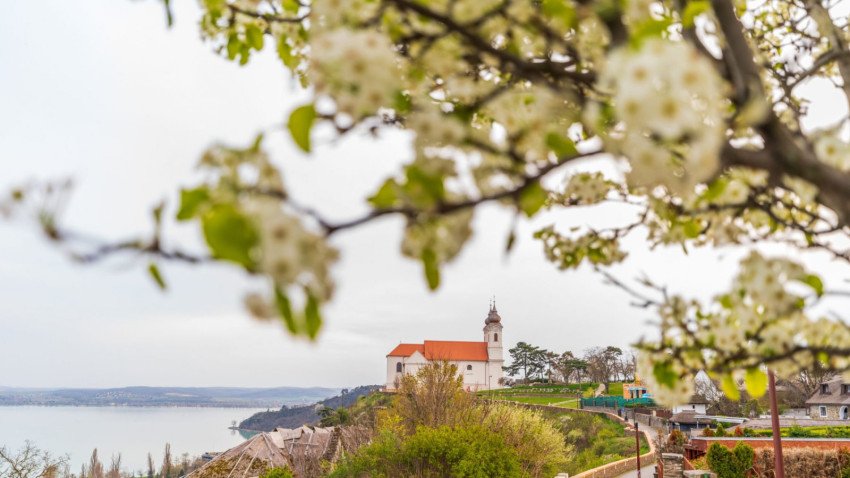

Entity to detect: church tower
[483,300,504,389]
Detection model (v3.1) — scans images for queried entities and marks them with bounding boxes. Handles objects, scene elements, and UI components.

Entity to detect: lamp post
[768,370,785,478]
[635,417,642,478]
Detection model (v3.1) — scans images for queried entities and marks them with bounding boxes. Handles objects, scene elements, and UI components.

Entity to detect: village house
[385,303,505,391]
[806,378,850,419]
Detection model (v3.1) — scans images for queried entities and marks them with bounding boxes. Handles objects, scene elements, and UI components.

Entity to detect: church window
[396,362,402,373]
[494,333,498,342]
[467,365,472,371]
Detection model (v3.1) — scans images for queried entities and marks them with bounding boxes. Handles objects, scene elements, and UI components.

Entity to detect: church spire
[485,297,501,325]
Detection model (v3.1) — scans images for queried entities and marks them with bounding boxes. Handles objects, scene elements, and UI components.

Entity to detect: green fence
[580,396,655,408]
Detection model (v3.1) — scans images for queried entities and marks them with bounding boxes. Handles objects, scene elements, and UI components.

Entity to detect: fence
[581,396,656,408]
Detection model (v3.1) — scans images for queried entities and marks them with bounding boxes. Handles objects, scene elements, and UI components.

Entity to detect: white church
[385,303,505,391]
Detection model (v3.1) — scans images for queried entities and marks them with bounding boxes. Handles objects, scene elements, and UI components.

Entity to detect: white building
[385,303,505,391]
[672,395,709,414]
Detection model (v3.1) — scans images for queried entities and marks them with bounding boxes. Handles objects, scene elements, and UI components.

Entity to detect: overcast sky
[3,1,850,389]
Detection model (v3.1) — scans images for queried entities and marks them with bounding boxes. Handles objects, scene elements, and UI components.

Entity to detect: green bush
[706,442,754,478]
[329,425,523,478]
[259,468,293,478]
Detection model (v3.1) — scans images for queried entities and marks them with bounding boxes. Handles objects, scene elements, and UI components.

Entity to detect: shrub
[715,424,727,437]
[702,427,715,437]
[481,403,570,476]
[706,442,753,478]
[259,468,293,478]
[329,425,523,478]
[753,448,850,478]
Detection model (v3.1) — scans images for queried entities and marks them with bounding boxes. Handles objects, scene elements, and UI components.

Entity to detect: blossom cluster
[598,39,728,196]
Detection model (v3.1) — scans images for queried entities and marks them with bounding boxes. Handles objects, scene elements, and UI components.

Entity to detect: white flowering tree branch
[14,0,850,403]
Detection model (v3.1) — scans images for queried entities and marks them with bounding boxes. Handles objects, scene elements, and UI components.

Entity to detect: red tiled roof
[424,341,488,361]
[387,343,424,357]
[386,341,489,361]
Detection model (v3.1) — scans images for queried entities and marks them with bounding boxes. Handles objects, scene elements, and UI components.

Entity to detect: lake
[0,406,266,473]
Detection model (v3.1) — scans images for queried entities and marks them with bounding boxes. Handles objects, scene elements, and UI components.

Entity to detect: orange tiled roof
[387,343,425,357]
[387,341,489,361]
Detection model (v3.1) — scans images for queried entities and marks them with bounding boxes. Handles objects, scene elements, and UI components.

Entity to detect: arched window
[494,333,498,342]
[467,364,472,371]
[396,362,402,373]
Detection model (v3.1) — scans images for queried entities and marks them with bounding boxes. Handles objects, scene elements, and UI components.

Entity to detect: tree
[0,442,68,478]
[504,342,547,382]
[145,453,154,478]
[10,0,850,406]
[584,346,623,391]
[551,351,588,384]
[106,455,121,478]
[88,450,103,478]
[160,444,171,478]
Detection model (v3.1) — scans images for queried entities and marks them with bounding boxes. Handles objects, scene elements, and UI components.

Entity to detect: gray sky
[2,1,850,389]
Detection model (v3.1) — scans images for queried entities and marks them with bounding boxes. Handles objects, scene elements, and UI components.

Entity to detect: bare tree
[160,444,171,478]
[106,455,121,478]
[584,346,623,391]
[0,441,69,478]
[88,450,103,478]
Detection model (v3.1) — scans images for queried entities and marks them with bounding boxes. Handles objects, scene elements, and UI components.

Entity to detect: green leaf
[682,219,702,238]
[405,166,445,206]
[147,262,167,291]
[422,248,440,291]
[545,132,578,158]
[274,287,299,334]
[304,292,322,339]
[541,0,576,28]
[277,38,297,68]
[518,182,548,217]
[226,33,240,60]
[287,104,316,153]
[702,177,729,202]
[801,274,825,297]
[281,0,299,12]
[682,0,711,28]
[720,373,741,401]
[176,186,210,221]
[201,205,259,268]
[744,368,767,399]
[652,362,677,388]
[369,179,399,209]
[245,24,265,50]
[629,18,672,48]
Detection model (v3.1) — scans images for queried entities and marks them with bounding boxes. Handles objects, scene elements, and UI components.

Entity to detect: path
[614,422,660,478]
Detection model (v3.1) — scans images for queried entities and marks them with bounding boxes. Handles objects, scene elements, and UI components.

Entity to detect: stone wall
[809,404,844,420]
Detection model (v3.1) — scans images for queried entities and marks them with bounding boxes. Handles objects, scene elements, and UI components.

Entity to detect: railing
[581,396,656,408]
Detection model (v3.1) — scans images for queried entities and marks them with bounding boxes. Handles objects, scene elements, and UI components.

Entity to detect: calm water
[0,406,266,473]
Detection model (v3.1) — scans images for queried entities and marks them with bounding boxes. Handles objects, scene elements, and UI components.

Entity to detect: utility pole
[635,418,642,478]
[768,370,785,478]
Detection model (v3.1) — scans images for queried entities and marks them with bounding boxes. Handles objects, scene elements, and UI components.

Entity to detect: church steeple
[485,297,502,325]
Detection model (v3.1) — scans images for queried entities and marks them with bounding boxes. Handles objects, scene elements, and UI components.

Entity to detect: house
[623,374,650,399]
[805,378,850,419]
[385,303,505,391]
[673,395,709,414]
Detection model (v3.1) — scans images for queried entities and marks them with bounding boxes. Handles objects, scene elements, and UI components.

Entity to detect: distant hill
[0,386,340,407]
[238,385,382,431]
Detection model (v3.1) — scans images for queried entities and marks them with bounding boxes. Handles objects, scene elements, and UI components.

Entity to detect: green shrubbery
[706,442,753,478]
[330,362,570,478]
[259,468,294,478]
[330,425,523,478]
[742,425,850,438]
